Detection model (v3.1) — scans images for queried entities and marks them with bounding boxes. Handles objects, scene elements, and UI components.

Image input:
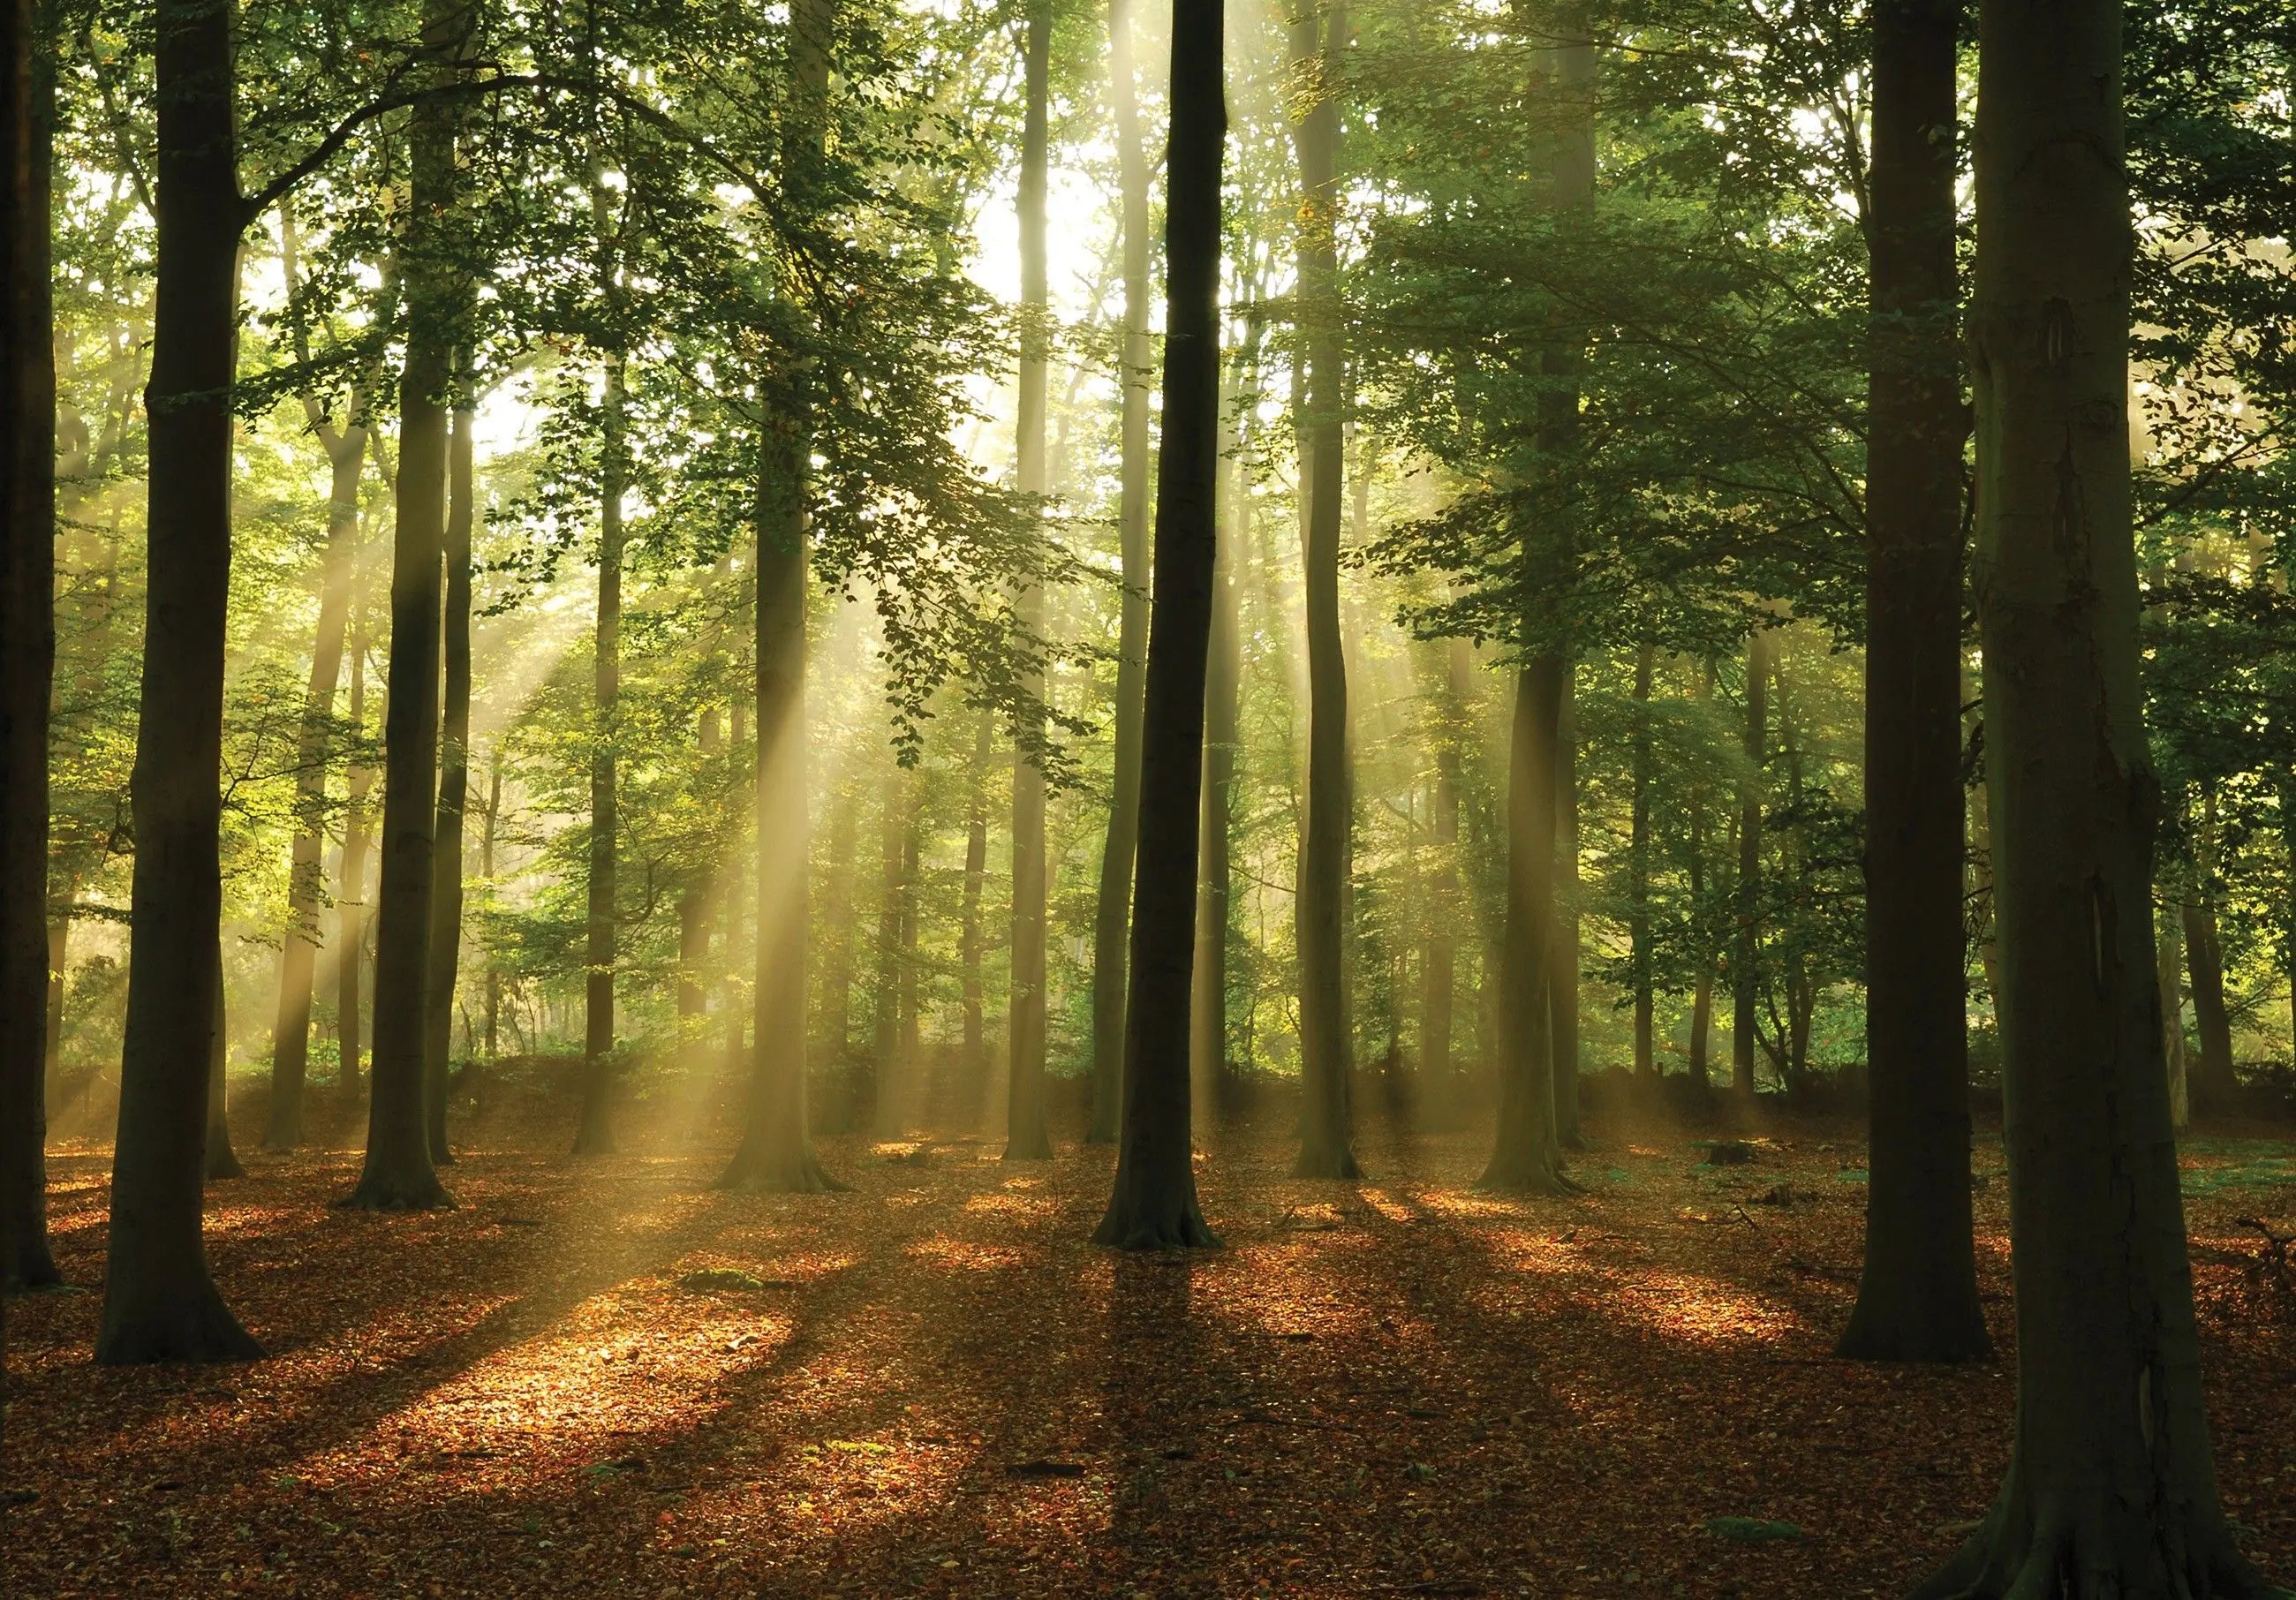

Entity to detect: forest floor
[7,1075,2294,1598]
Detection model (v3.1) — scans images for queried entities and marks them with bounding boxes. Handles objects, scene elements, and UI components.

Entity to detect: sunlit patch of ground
[7,1094,2290,1598]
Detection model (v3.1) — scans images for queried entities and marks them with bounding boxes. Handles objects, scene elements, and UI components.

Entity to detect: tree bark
[337,593,371,1101]
[346,0,463,1210]
[2183,888,2238,1118]
[1191,329,1249,1127]
[677,708,720,1031]
[1088,0,1154,1145]
[2158,887,2189,1130]
[1004,0,1054,1163]
[263,212,366,1152]
[1551,662,1582,1142]
[572,360,627,1157]
[1419,640,1469,1124]
[1839,0,1989,1365]
[202,942,242,1180]
[97,0,263,1359]
[481,755,501,1060]
[1093,0,1225,1249]
[960,708,992,1109]
[1731,627,1770,1098]
[420,382,473,1166]
[1480,656,1571,1193]
[1913,0,2282,1584]
[1688,657,1716,1084]
[719,0,842,1192]
[0,0,57,1290]
[1288,0,1358,1181]
[1629,643,1655,1079]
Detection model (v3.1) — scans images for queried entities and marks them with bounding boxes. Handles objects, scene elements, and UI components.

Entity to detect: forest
[0,0,2292,1593]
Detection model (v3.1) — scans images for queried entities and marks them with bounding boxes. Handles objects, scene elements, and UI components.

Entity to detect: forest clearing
[10,1086,2295,1596]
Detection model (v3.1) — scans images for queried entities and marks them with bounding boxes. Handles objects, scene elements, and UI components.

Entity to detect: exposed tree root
[1091,1199,1222,1250]
[337,1172,457,1212]
[714,1142,848,1195]
[1477,1155,1581,1196]
[94,1286,265,1366]
[1290,1142,1363,1181]
[1913,1498,2293,1600]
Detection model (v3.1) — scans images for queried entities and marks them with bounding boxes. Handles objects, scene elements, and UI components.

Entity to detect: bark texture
[202,945,242,1181]
[1088,0,1153,1145]
[98,0,263,1359]
[1003,0,1054,1164]
[1731,628,1769,1098]
[573,361,627,1157]
[421,389,474,1166]
[0,0,57,1289]
[1094,0,1225,1251]
[1288,0,1358,1181]
[1839,0,1990,1365]
[1913,0,2285,1588]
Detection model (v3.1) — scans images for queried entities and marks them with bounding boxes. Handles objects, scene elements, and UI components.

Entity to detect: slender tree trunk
[677,708,721,1032]
[1688,657,1715,1084]
[1420,640,1468,1124]
[1089,0,1154,1145]
[97,0,262,1358]
[1629,643,1655,1079]
[338,599,371,1102]
[2184,887,2238,1118]
[1191,335,1248,1127]
[481,756,501,1060]
[2159,889,2189,1129]
[346,0,463,1210]
[871,765,903,1079]
[822,781,858,1071]
[572,361,627,1156]
[1551,663,1582,1142]
[421,382,473,1166]
[1731,628,1770,1098]
[880,770,922,1137]
[1288,0,1358,1181]
[1004,0,1054,1163]
[1913,0,2280,1583]
[1839,0,1989,1362]
[961,710,991,1105]
[0,0,57,1290]
[202,942,242,1180]
[1094,0,1225,1249]
[264,208,365,1151]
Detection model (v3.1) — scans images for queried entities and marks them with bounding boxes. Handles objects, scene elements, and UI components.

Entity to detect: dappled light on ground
[9,1098,2291,1596]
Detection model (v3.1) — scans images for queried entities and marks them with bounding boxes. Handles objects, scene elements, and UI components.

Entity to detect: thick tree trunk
[1093,0,1224,1249]
[1914,0,2282,1585]
[573,361,627,1157]
[346,0,461,1211]
[337,600,370,1101]
[421,387,473,1166]
[1088,0,1153,1145]
[0,0,57,1290]
[1481,658,1572,1193]
[97,0,262,1359]
[2183,890,2238,1117]
[1629,644,1655,1079]
[1839,0,1989,1365]
[1731,628,1770,1098]
[1288,0,1358,1181]
[1004,0,1054,1163]
[202,944,242,1180]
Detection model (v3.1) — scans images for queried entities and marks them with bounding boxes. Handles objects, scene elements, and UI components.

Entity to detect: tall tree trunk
[1550,663,1582,1141]
[347,0,463,1211]
[263,210,365,1152]
[97,0,262,1358]
[1088,0,1154,1145]
[2184,884,2238,1118]
[880,769,922,1137]
[1688,657,1716,1084]
[2158,888,2189,1130]
[202,942,242,1180]
[1419,640,1469,1123]
[1731,628,1770,1098]
[677,707,721,1031]
[1191,330,1249,1127]
[481,755,501,1060]
[0,0,57,1290]
[420,381,473,1166]
[1004,0,1054,1162]
[1628,643,1655,1079]
[338,594,371,1101]
[1094,0,1225,1249]
[821,779,858,1070]
[572,361,627,1157]
[871,766,903,1081]
[1840,0,1989,1363]
[1913,0,2277,1584]
[960,709,992,1112]
[1481,656,1570,1193]
[1288,0,1357,1181]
